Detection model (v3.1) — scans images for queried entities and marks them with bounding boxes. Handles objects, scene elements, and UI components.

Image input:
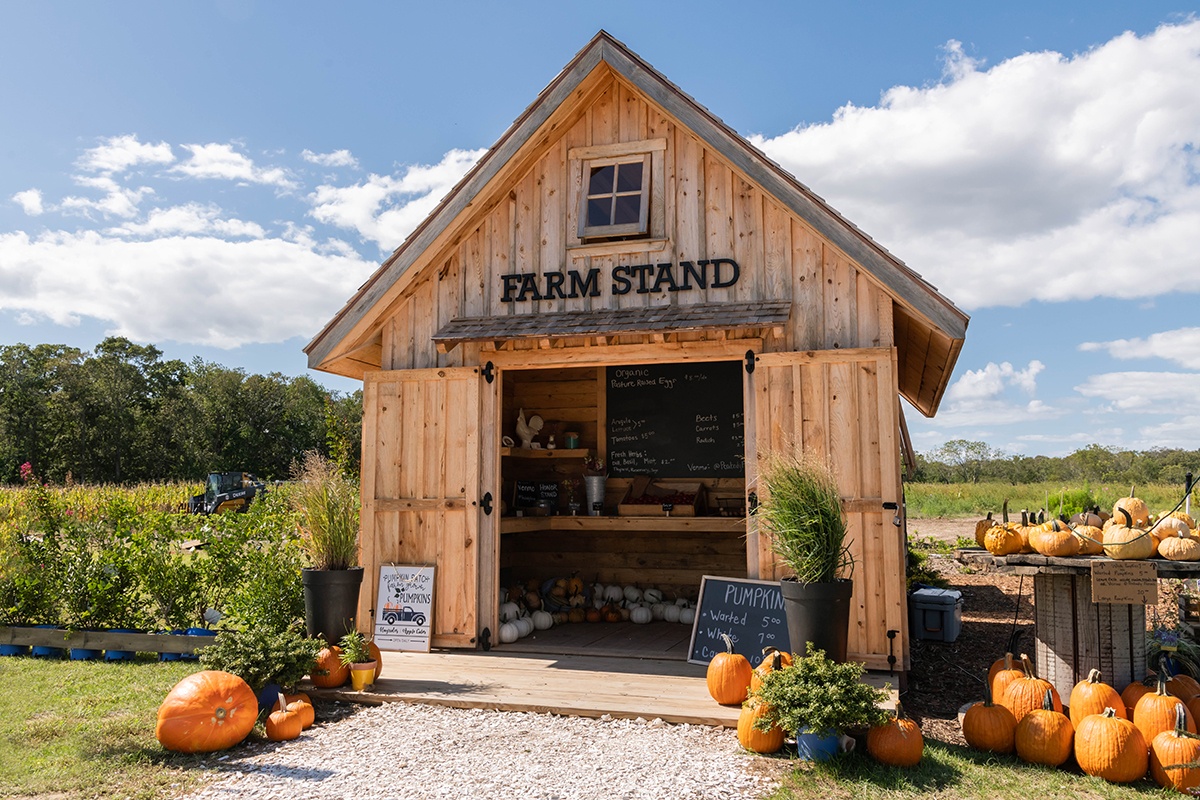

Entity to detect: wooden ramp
[305,628,900,728]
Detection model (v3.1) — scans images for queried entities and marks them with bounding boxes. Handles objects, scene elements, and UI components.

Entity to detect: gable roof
[306,30,969,416]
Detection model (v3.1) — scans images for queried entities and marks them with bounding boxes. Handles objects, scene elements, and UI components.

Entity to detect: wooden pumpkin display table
[983,553,1200,702]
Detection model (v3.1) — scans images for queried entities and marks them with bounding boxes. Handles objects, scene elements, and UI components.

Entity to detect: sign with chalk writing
[1091,560,1157,605]
[688,576,789,667]
[606,361,744,478]
[374,565,435,651]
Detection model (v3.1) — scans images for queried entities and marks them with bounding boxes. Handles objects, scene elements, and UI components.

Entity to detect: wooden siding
[376,73,895,372]
[748,347,907,670]
[361,368,487,648]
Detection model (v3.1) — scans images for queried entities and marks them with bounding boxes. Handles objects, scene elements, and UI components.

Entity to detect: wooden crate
[617,480,705,517]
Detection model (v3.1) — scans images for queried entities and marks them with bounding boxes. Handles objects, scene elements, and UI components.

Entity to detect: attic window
[578,153,651,239]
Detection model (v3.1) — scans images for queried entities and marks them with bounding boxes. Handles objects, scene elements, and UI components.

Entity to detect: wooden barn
[306,31,968,672]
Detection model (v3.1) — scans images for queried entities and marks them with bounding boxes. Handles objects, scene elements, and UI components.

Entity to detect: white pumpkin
[642,588,663,604]
[499,602,520,622]
[514,616,535,637]
[674,597,690,607]
[630,606,652,624]
[679,607,696,625]
[623,585,642,603]
[499,621,520,643]
[531,610,553,630]
[663,604,682,623]
[604,584,624,603]
[650,603,666,621]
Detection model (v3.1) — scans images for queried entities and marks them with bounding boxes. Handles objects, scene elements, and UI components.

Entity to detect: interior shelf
[500,447,591,459]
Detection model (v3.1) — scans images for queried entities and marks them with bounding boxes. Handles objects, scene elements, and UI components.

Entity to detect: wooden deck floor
[305,622,899,728]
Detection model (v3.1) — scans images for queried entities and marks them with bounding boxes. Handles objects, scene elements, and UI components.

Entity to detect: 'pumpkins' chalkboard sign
[688,576,790,667]
[606,361,744,478]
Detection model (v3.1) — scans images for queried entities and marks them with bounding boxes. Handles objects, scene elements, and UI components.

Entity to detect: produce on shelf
[1029,519,1080,558]
[1104,508,1156,560]
[1114,489,1151,529]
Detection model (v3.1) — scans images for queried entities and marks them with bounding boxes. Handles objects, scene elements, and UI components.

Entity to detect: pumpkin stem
[1176,702,1189,735]
[276,691,287,714]
[720,632,735,654]
[1118,507,1133,528]
[982,671,995,706]
[1019,653,1037,679]
[1041,688,1055,711]
[1102,707,1117,719]
[1087,668,1103,685]
[1002,499,1009,524]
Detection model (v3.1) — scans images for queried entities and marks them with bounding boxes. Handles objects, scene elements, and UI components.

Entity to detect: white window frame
[577,153,652,239]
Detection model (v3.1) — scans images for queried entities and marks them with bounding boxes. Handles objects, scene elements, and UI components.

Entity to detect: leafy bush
[198,623,324,693]
[752,642,891,736]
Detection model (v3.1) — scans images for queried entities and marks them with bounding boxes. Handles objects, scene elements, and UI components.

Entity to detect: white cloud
[307,148,484,249]
[172,143,297,189]
[751,20,1200,310]
[77,134,174,174]
[1081,328,1200,369]
[1074,371,1200,414]
[12,189,44,215]
[302,149,359,169]
[925,360,1061,428]
[0,229,373,348]
[60,176,154,219]
[945,360,1045,403]
[106,204,266,239]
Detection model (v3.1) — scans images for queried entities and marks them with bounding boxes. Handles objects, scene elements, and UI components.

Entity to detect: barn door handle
[481,492,493,515]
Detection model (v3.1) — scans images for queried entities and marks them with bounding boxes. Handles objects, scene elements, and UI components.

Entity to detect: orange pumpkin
[1151,703,1200,792]
[1134,671,1197,747]
[310,646,349,688]
[1073,707,1147,783]
[961,675,1017,754]
[737,697,784,754]
[265,693,303,742]
[867,703,924,767]
[990,652,1023,702]
[1069,669,1127,727]
[750,648,791,694]
[1000,654,1062,723]
[706,633,753,705]
[287,697,315,729]
[1014,689,1074,767]
[1121,675,1156,712]
[368,641,384,680]
[1167,671,1200,701]
[155,670,258,753]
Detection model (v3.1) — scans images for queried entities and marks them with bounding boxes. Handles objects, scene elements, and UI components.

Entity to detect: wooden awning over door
[432,301,792,352]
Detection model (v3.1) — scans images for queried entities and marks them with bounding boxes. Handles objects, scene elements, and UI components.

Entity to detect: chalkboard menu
[687,576,790,667]
[514,480,560,509]
[606,361,744,478]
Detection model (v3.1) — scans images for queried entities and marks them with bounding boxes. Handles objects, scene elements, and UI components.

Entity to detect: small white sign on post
[373,564,435,651]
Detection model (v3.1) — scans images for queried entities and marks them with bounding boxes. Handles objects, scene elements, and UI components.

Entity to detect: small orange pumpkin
[1121,674,1156,712]
[989,652,1023,700]
[155,670,258,753]
[962,676,1017,754]
[265,693,303,742]
[310,646,349,688]
[867,703,924,767]
[706,633,753,705]
[1151,703,1200,792]
[750,647,791,694]
[737,697,785,754]
[1000,654,1062,723]
[287,697,315,729]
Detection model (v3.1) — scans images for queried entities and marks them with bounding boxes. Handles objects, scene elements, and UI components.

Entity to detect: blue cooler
[908,586,963,643]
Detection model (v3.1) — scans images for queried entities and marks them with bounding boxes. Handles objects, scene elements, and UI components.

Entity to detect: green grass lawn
[0,655,213,799]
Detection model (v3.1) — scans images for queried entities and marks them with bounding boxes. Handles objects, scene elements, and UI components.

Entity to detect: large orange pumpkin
[961,675,1017,754]
[1151,704,1200,792]
[1001,654,1062,723]
[867,703,924,767]
[310,646,349,688]
[155,670,258,753]
[1069,669,1127,727]
[1074,708,1147,783]
[706,633,752,705]
[1134,671,1197,747]
[1014,689,1074,768]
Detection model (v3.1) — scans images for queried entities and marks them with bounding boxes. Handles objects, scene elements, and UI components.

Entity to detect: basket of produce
[617,478,705,517]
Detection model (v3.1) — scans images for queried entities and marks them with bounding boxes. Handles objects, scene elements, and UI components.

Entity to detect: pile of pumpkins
[155,670,317,752]
[962,651,1200,791]
[496,577,697,644]
[977,492,1200,561]
[707,639,924,766]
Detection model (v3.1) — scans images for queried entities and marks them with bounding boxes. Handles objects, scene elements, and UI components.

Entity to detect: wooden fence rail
[0,626,217,654]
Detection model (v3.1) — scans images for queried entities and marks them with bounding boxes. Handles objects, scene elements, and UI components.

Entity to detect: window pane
[613,194,641,225]
[587,198,612,227]
[615,161,643,193]
[588,164,614,195]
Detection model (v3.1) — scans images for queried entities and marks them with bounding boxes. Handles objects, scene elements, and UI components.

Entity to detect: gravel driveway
[178,701,788,800]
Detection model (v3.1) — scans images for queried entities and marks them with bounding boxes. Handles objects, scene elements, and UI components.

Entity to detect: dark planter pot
[780,578,853,662]
[257,682,284,713]
[1,625,30,657]
[794,729,841,761]
[104,629,139,661]
[159,629,187,661]
[303,567,364,645]
[31,624,65,658]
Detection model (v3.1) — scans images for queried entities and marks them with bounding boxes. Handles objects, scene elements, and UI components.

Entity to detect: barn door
[360,366,491,648]
[744,348,907,670]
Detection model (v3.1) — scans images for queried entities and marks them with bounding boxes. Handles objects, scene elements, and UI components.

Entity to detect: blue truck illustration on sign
[382,605,427,626]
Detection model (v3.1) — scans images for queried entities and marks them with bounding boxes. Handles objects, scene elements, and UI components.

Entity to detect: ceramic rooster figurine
[515,408,544,449]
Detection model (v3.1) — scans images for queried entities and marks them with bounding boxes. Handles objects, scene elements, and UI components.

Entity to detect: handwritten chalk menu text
[688,576,790,667]
[606,361,744,478]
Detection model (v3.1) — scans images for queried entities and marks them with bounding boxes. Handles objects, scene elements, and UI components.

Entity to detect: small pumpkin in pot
[1151,703,1200,792]
[1104,508,1156,560]
[706,633,753,705]
[1074,707,1147,783]
[962,675,1017,754]
[1000,653,1062,723]
[1014,688,1074,767]
[1069,669,1127,727]
[867,702,923,767]
[155,670,258,753]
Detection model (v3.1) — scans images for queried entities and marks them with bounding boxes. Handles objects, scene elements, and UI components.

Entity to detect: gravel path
[178,702,788,800]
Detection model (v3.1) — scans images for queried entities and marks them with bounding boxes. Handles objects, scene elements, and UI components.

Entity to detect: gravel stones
[178,702,787,800]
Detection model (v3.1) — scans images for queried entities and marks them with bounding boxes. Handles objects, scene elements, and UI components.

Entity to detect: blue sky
[2,2,1198,458]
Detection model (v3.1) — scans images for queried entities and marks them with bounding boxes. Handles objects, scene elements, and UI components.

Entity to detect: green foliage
[906,538,951,591]
[337,629,374,666]
[290,451,360,570]
[904,480,1186,519]
[752,642,891,736]
[198,623,325,693]
[56,522,138,630]
[756,452,851,584]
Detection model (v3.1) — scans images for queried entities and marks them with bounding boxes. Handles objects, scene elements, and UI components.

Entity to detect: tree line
[0,338,362,485]
[913,438,1200,489]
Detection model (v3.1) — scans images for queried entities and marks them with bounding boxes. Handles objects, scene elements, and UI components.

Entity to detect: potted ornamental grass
[338,629,378,692]
[751,642,890,760]
[292,451,362,645]
[755,450,854,662]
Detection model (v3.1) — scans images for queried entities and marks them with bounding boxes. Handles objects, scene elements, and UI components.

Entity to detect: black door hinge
[481,361,495,384]
[744,350,756,374]
[481,492,493,515]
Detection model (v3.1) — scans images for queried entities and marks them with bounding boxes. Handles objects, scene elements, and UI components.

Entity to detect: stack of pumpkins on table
[708,639,925,767]
[963,651,1200,791]
[495,576,697,644]
[155,670,318,752]
[977,492,1200,561]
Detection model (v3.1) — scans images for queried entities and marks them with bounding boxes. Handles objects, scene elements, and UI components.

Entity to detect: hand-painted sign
[374,565,435,651]
[500,258,740,303]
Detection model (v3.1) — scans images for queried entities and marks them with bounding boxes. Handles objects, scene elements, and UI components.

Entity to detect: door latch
[481,492,493,515]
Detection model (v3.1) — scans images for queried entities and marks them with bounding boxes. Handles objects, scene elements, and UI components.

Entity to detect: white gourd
[514,616,535,637]
[643,588,663,604]
[604,585,624,603]
[650,603,666,621]
[679,607,696,625]
[623,585,642,603]
[499,602,520,622]
[531,610,553,630]
[499,622,520,643]
[630,606,652,624]
[674,597,690,607]
[663,604,681,623]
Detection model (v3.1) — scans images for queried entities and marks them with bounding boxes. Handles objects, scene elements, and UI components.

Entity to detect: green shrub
[198,623,324,693]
